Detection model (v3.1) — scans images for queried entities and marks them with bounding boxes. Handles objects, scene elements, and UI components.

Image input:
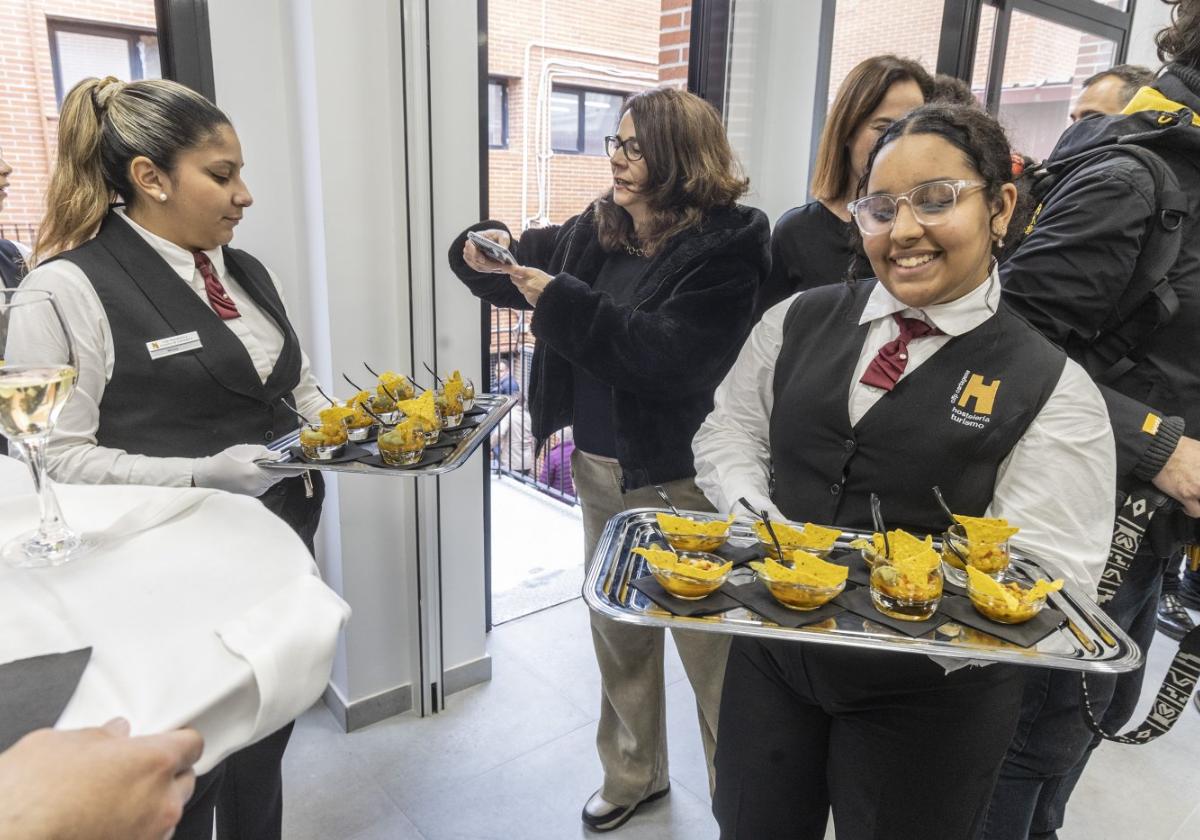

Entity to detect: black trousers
[713,637,1025,840]
[176,473,323,839]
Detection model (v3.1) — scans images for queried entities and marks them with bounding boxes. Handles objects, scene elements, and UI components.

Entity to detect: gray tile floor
[283,600,1200,840]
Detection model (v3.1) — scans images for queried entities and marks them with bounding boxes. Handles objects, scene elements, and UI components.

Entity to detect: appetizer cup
[942,524,1011,578]
[869,560,944,622]
[647,551,730,600]
[298,419,348,461]
[378,428,426,466]
[659,522,730,554]
[967,570,1048,624]
[436,390,464,428]
[755,564,845,611]
[369,394,402,425]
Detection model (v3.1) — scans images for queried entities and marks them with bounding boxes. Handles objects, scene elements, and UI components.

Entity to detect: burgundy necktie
[193,251,240,320]
[859,313,942,392]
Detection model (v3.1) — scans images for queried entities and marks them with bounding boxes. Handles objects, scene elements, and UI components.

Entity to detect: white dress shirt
[9,210,325,487]
[694,272,1116,595]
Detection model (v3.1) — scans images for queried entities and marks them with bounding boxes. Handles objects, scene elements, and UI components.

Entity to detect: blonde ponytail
[32,77,120,264]
[32,76,230,265]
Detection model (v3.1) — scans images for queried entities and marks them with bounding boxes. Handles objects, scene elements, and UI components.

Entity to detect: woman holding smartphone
[8,75,329,840]
[694,104,1115,839]
[449,87,769,832]
[756,54,932,317]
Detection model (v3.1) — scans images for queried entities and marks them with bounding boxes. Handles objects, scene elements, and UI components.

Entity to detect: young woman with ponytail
[7,75,330,840]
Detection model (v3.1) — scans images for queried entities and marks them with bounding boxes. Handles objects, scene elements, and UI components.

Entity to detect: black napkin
[714,540,766,566]
[827,548,872,586]
[439,427,474,444]
[835,586,950,637]
[0,648,92,752]
[464,406,487,418]
[938,595,1067,648]
[631,576,738,617]
[443,417,482,433]
[288,443,370,464]
[722,578,846,628]
[357,448,449,470]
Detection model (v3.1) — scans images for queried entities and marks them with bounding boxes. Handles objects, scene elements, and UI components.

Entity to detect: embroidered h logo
[957,374,1001,415]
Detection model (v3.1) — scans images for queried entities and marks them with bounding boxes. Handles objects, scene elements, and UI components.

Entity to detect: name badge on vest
[146,331,203,360]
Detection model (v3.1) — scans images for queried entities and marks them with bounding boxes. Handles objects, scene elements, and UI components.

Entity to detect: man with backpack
[982,4,1200,838]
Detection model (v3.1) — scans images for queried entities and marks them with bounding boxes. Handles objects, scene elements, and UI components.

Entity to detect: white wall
[725,0,825,227]
[1128,0,1174,69]
[207,0,486,720]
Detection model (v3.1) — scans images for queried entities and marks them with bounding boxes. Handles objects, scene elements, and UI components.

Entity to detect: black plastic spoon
[932,486,970,564]
[738,497,784,561]
[870,493,890,560]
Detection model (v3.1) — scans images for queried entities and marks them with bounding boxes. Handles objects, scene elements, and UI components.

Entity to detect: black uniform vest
[58,213,302,458]
[769,280,1066,534]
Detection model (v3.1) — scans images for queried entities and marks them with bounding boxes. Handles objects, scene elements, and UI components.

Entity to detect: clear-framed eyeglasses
[604,135,643,162]
[847,179,985,236]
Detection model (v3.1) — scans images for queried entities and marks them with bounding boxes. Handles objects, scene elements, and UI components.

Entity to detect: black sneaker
[581,785,671,832]
[1156,593,1196,641]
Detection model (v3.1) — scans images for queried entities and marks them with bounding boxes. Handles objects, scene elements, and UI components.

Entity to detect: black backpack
[1021,91,1194,385]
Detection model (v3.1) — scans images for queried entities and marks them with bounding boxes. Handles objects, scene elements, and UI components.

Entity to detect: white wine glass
[0,288,83,567]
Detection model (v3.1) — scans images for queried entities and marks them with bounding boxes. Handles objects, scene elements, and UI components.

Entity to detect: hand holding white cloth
[192,444,287,496]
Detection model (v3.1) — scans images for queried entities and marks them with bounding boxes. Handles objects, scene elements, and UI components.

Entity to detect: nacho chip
[657,512,734,537]
[377,371,415,401]
[751,552,848,588]
[953,514,1021,545]
[633,547,732,580]
[967,566,1021,611]
[1026,578,1064,602]
[318,405,356,427]
[397,390,439,426]
[752,520,842,552]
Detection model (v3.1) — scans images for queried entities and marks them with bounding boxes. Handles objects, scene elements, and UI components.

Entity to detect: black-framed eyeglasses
[604,135,643,161]
[847,179,985,236]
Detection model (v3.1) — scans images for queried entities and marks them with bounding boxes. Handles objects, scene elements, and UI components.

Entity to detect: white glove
[192,444,288,497]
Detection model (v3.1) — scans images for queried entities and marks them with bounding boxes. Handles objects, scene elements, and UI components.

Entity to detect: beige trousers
[573,449,731,805]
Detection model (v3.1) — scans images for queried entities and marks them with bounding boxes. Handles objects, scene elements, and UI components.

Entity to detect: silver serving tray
[584,509,1142,673]
[260,393,515,477]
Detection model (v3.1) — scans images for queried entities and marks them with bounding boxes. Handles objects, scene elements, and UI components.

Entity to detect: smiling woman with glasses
[450,86,769,832]
[848,179,984,236]
[693,104,1116,840]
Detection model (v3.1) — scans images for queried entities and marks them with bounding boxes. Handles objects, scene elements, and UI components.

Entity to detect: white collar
[858,267,1001,336]
[113,207,226,282]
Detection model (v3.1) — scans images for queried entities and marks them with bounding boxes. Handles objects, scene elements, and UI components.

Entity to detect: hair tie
[90,76,125,113]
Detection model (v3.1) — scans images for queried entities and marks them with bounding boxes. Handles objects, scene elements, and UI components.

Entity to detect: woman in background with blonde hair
[8,75,330,840]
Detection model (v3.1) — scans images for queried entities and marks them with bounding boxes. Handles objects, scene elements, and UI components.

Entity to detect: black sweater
[449,204,771,489]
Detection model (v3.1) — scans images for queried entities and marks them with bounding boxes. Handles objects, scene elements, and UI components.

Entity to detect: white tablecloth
[0,456,350,774]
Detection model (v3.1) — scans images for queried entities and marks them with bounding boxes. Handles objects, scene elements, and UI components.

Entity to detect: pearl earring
[158,193,167,202]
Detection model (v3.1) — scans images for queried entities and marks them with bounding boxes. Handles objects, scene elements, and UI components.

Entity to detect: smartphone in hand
[467,230,518,267]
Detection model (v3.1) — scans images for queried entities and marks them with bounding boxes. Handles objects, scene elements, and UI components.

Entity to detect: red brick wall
[487,0,688,231]
[0,0,157,238]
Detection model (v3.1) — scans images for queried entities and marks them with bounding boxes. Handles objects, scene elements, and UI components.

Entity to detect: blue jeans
[981,547,1164,840]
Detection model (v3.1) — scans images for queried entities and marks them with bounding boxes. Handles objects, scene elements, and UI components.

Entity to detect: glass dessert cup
[409,415,439,446]
[942,524,1010,587]
[299,420,348,461]
[660,528,729,554]
[369,394,401,425]
[377,428,426,466]
[967,570,1048,624]
[435,390,464,429]
[755,566,845,611]
[869,562,944,622]
[345,416,376,442]
[647,551,730,600]
[460,379,476,412]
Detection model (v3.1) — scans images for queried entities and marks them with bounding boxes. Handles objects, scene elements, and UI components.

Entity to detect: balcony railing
[489,304,577,506]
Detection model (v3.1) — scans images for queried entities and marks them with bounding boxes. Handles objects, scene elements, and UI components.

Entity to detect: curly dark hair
[848,104,1034,274]
[1157,0,1200,68]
